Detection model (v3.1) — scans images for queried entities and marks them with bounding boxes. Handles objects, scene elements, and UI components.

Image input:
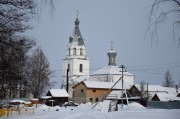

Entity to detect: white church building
[62,15,134,97]
[62,15,90,97]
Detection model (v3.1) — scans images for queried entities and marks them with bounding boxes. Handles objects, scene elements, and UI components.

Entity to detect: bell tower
[62,11,90,96]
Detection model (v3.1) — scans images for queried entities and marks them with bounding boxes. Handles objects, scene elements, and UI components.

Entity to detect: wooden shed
[46,89,69,105]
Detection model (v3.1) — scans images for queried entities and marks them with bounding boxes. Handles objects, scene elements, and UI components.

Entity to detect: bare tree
[29,47,54,98]
[163,69,174,87]
[139,81,146,99]
[146,0,180,47]
[0,35,35,99]
[0,0,55,99]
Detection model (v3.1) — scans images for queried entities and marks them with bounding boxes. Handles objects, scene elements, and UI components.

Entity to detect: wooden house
[72,81,122,104]
[46,89,69,105]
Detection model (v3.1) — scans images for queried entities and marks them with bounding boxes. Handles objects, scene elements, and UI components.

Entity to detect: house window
[95,98,99,102]
[90,98,93,102]
[79,64,83,72]
[81,89,84,93]
[73,48,76,55]
[93,89,96,92]
[80,48,83,55]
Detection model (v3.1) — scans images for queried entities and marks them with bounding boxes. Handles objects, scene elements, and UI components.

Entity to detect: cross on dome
[111,41,113,50]
[76,9,79,18]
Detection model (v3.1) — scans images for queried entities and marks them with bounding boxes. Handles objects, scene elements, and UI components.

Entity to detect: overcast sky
[27,0,180,88]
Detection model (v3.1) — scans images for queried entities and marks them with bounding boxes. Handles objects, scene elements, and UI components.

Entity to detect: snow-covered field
[1,102,180,119]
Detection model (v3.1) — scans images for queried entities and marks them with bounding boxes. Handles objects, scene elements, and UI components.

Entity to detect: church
[61,14,134,98]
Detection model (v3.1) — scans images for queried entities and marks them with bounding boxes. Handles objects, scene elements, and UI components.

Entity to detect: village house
[46,89,69,105]
[128,84,180,101]
[72,81,126,104]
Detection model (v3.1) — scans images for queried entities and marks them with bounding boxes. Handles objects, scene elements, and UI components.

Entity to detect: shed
[46,89,69,105]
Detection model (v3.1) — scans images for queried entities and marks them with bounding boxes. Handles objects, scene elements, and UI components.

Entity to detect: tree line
[0,0,54,99]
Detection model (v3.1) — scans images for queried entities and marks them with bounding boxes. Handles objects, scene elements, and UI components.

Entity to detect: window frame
[79,64,83,72]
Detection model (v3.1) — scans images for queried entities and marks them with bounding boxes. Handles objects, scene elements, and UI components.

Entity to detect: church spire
[75,10,80,27]
[107,41,117,66]
[69,10,84,46]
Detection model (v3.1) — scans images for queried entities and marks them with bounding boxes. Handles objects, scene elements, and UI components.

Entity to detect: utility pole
[121,65,124,109]
[147,82,148,100]
[66,68,69,93]
[146,82,148,107]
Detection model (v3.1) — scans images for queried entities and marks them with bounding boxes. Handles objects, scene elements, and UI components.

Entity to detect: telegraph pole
[66,68,69,93]
[121,65,124,109]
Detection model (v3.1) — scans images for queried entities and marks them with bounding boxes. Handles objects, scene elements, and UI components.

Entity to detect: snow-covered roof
[164,87,179,95]
[49,89,69,97]
[10,99,26,104]
[91,66,133,76]
[30,98,39,101]
[153,93,177,101]
[147,85,167,92]
[40,96,52,99]
[108,90,123,99]
[135,84,167,92]
[74,75,90,83]
[82,81,130,89]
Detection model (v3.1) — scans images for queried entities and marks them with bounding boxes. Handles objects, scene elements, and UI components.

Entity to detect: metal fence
[147,101,180,109]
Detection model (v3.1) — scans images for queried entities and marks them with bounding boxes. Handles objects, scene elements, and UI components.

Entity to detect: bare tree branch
[146,0,180,47]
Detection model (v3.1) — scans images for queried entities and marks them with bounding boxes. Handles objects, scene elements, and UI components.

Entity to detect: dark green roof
[69,18,84,46]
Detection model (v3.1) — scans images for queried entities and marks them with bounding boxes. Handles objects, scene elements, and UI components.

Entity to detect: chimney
[176,85,178,93]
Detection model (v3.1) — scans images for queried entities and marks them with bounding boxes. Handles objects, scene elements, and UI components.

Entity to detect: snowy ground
[1,102,180,119]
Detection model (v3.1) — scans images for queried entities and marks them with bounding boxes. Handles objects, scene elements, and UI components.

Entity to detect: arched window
[79,64,83,72]
[73,48,76,55]
[80,48,83,55]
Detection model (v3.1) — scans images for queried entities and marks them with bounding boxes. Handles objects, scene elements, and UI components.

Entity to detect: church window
[79,64,83,72]
[80,48,83,55]
[73,48,76,55]
[81,89,84,92]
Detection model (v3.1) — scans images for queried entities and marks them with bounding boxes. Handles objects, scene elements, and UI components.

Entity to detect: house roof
[148,85,167,92]
[48,89,69,97]
[153,93,178,101]
[91,65,133,76]
[135,84,167,92]
[73,75,90,83]
[164,87,179,95]
[73,81,130,90]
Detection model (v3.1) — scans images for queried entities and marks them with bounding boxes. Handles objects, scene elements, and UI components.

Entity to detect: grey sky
[27,0,180,88]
